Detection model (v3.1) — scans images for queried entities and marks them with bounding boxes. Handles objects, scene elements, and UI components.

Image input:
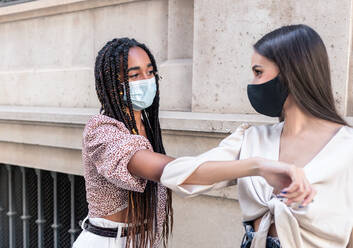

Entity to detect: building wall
[0,0,352,247]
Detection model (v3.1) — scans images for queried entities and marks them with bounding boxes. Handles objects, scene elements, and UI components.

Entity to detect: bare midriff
[102,208,129,223]
[253,216,278,237]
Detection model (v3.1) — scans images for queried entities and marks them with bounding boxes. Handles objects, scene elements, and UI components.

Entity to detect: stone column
[159,0,194,112]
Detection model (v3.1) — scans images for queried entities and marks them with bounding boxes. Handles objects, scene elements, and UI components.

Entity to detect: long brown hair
[94,38,173,247]
[254,24,347,125]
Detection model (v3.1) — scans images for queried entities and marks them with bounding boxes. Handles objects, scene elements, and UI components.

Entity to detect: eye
[254,69,262,76]
[128,74,138,79]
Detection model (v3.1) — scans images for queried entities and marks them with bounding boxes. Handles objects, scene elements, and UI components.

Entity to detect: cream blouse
[161,122,353,248]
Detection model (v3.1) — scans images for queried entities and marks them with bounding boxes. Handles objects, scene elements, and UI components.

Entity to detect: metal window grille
[0,0,35,7]
[0,164,88,248]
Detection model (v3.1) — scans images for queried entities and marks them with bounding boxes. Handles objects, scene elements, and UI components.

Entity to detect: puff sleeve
[83,115,152,192]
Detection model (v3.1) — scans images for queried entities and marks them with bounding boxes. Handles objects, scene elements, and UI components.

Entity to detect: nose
[141,71,153,80]
[141,72,149,79]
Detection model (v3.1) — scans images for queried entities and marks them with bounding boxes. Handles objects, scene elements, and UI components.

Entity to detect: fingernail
[276,195,284,198]
[281,191,287,194]
[298,205,304,208]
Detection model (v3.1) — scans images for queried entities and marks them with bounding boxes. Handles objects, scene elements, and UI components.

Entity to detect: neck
[282,95,322,136]
[134,110,143,129]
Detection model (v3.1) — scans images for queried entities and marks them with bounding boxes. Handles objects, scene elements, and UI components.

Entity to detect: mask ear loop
[143,74,158,138]
[122,80,139,135]
[142,110,154,138]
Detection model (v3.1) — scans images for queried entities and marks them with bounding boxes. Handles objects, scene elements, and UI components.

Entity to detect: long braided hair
[94,38,173,247]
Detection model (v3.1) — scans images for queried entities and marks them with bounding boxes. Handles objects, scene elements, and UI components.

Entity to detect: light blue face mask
[123,77,157,111]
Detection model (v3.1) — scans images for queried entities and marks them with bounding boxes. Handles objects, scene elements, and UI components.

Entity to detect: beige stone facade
[0,0,353,247]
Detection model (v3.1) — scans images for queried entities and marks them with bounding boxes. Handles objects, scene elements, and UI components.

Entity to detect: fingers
[286,181,309,205]
[302,187,316,206]
[279,167,314,206]
[280,166,302,197]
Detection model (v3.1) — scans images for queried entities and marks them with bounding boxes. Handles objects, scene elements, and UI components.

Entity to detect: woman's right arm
[160,123,252,196]
[161,124,315,205]
[183,157,315,206]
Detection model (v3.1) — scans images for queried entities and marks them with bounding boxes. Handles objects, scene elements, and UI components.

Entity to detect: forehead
[128,46,151,67]
[251,51,275,67]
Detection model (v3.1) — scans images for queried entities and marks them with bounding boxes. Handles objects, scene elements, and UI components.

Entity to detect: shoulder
[336,126,353,178]
[227,123,252,138]
[335,126,353,151]
[83,114,130,138]
[224,122,281,140]
[218,123,251,147]
[219,122,280,148]
[245,122,283,138]
[341,125,353,138]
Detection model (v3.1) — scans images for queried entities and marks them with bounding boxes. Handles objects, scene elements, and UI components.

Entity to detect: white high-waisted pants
[73,217,133,248]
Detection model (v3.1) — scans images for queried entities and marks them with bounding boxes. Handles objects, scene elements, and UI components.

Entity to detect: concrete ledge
[0,105,270,200]
[159,110,277,133]
[0,141,83,175]
[0,106,277,133]
[2,106,352,133]
[0,0,144,23]
[0,121,83,150]
[0,106,97,125]
[0,106,275,160]
[1,106,351,201]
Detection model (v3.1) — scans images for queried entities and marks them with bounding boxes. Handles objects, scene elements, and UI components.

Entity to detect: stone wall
[0,0,352,247]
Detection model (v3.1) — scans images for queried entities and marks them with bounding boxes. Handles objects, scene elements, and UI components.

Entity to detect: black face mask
[247,76,289,117]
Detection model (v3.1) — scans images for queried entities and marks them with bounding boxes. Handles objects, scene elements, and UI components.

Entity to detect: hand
[256,157,316,206]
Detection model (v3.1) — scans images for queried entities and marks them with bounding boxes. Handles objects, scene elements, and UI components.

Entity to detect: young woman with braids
[73,38,174,248]
[73,37,314,248]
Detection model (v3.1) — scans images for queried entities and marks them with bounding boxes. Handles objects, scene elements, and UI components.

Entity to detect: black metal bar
[51,172,60,248]
[6,165,16,248]
[0,204,3,248]
[0,166,5,248]
[68,175,80,245]
[35,169,45,248]
[20,167,31,248]
[0,166,86,246]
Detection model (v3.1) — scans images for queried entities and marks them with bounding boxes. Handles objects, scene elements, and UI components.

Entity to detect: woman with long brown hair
[161,24,353,248]
[73,37,315,248]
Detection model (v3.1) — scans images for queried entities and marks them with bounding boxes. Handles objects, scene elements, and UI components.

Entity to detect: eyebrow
[252,65,262,71]
[127,63,153,73]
